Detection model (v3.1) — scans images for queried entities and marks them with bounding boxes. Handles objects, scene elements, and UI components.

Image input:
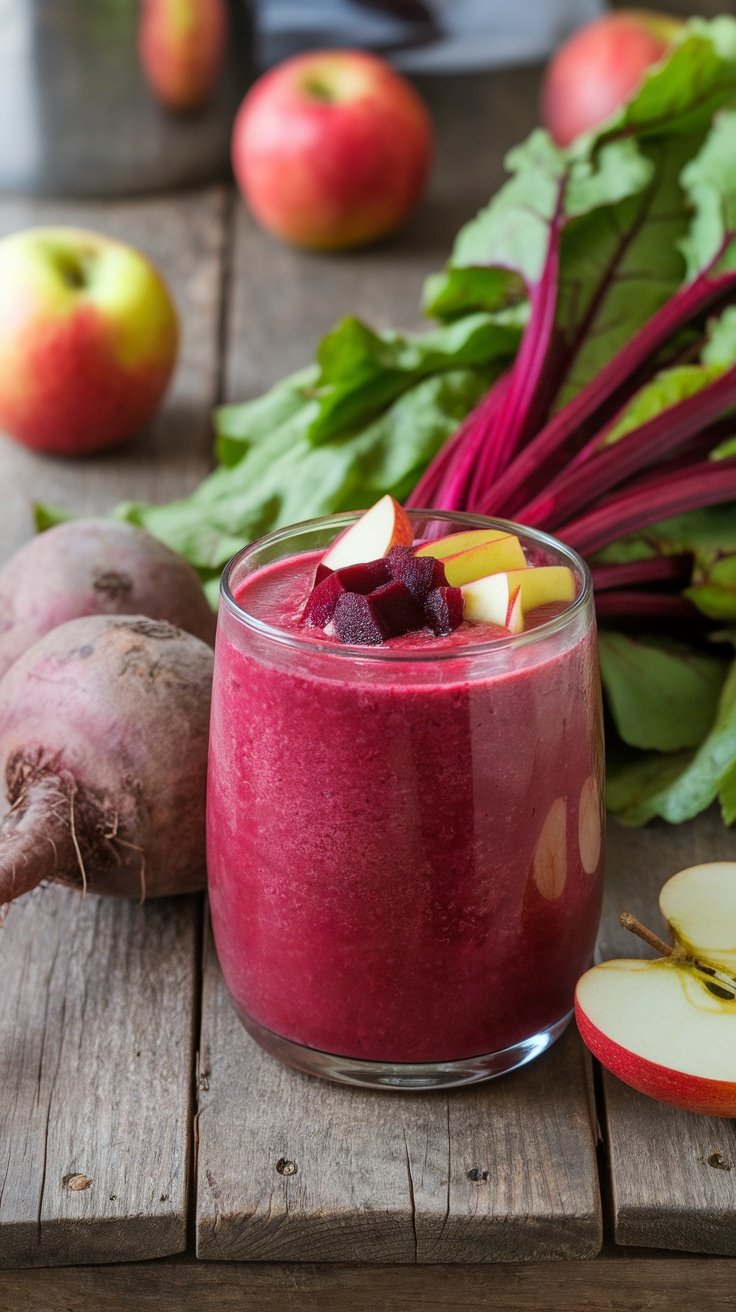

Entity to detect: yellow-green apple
[0,227,178,458]
[231,50,433,250]
[320,495,412,572]
[576,862,736,1117]
[138,0,228,113]
[541,10,682,146]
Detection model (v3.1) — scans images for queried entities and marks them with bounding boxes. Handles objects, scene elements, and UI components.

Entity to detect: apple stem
[620,911,673,957]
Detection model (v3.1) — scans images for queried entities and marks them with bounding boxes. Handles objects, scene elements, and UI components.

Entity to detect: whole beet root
[0,519,215,680]
[0,614,213,907]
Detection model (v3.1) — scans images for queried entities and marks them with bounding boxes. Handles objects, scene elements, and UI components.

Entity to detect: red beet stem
[483,270,736,517]
[406,371,512,509]
[515,366,736,529]
[594,590,702,623]
[476,187,565,489]
[591,555,692,592]
[559,459,736,556]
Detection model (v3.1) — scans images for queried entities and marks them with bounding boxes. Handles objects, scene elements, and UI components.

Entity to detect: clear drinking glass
[207,511,604,1089]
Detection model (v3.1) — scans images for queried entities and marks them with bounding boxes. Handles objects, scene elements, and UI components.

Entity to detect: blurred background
[0,0,611,196]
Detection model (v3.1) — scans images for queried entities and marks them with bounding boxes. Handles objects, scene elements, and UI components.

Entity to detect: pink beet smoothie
[207,530,604,1067]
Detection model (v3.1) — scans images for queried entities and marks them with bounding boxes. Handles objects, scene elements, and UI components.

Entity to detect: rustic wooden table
[1,21,735,1311]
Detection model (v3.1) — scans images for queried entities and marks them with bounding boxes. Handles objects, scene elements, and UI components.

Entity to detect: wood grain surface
[0,893,200,1267]
[196,927,601,1264]
[599,816,736,1258]
[0,190,226,1266]
[2,1251,736,1312]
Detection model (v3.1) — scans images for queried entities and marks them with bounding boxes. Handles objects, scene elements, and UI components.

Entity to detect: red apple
[0,227,178,458]
[576,862,736,1117]
[541,9,683,147]
[231,50,433,250]
[139,0,228,114]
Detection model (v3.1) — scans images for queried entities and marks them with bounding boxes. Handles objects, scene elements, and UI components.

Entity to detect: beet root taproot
[0,519,215,681]
[0,614,213,908]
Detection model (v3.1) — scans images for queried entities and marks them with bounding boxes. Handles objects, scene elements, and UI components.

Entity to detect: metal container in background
[256,0,606,72]
[0,0,253,197]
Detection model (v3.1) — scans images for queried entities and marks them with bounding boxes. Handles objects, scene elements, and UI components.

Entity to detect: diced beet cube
[302,572,347,628]
[332,592,386,645]
[387,547,447,600]
[313,561,334,586]
[385,545,414,569]
[425,586,464,636]
[370,579,426,637]
[335,558,391,594]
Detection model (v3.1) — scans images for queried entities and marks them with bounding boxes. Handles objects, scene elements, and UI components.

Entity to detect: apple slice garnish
[320,496,412,573]
[506,586,524,635]
[415,527,511,560]
[502,565,576,612]
[461,572,510,626]
[429,534,525,588]
[575,862,736,1117]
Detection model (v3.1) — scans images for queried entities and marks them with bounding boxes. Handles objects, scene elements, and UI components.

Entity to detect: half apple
[575,862,736,1117]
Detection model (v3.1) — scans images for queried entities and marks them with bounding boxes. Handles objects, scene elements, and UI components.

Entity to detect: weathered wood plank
[198,68,599,1266]
[196,927,600,1264]
[0,189,227,1266]
[2,1251,736,1312]
[0,892,201,1267]
[599,814,736,1256]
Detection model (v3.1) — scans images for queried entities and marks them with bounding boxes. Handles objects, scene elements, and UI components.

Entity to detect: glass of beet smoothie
[207,503,604,1089]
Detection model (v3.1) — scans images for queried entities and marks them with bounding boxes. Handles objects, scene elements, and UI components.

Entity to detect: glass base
[238,1009,574,1090]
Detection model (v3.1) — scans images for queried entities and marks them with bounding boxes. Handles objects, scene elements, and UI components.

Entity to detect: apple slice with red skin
[433,534,525,588]
[502,565,576,611]
[461,572,510,626]
[506,587,524,634]
[415,527,511,560]
[318,496,412,577]
[575,862,736,1117]
[460,567,576,629]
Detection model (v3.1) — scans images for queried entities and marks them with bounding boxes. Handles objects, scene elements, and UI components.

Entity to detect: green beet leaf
[107,368,493,578]
[307,311,522,446]
[599,631,727,752]
[607,657,736,826]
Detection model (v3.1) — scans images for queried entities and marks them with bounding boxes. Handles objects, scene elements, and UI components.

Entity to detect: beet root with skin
[0,518,215,681]
[0,614,213,908]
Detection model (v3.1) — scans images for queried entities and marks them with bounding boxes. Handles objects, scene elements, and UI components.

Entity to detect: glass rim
[219,509,594,664]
